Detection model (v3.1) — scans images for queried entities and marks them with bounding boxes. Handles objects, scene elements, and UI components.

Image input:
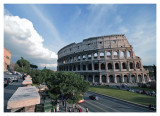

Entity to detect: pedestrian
[69,108,72,112]
[86,107,88,112]
[79,108,82,112]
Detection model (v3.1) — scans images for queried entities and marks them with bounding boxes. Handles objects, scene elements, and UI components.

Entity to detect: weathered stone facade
[57,34,150,84]
[4,48,11,71]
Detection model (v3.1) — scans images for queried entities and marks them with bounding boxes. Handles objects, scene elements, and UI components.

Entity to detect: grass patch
[132,87,156,92]
[32,83,39,87]
[89,86,156,106]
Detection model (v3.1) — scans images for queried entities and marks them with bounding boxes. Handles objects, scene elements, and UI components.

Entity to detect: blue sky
[4,4,156,70]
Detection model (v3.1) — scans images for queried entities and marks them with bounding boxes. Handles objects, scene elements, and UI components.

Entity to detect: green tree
[16,57,30,73]
[30,69,43,84]
[46,71,89,111]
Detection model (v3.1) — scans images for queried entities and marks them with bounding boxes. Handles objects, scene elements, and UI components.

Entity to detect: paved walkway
[58,102,87,112]
[4,78,23,112]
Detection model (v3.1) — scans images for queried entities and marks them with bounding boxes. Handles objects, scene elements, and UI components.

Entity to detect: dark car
[89,95,99,100]
[4,78,10,87]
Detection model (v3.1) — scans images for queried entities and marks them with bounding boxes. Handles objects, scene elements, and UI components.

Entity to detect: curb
[88,90,150,109]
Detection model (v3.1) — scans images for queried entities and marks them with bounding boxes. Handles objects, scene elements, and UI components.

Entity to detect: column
[127,61,129,71]
[114,74,117,83]
[118,50,120,59]
[119,61,122,71]
[105,62,108,72]
[86,64,88,71]
[107,74,109,83]
[91,53,94,60]
[99,74,102,84]
[97,51,100,60]
[104,50,106,60]
[99,62,101,72]
[142,73,145,83]
[92,62,94,71]
[122,74,124,83]
[86,75,88,81]
[125,50,128,59]
[112,62,115,71]
[111,50,113,59]
[93,75,95,83]
[136,73,139,83]
[129,74,132,83]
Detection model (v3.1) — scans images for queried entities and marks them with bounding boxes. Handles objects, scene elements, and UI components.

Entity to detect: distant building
[4,48,12,71]
[57,34,150,84]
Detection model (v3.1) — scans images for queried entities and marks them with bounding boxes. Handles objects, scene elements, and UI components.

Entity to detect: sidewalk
[57,102,87,112]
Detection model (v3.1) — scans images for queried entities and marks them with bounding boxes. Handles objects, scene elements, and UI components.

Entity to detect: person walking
[79,108,82,112]
[86,107,88,112]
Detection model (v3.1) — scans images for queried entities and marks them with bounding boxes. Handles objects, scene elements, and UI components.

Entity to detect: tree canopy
[46,71,89,104]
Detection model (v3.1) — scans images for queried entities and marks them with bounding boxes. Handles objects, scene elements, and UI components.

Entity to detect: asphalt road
[79,91,154,112]
[4,75,23,112]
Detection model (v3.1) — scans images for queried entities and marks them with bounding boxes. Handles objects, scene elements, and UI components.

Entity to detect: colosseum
[57,34,150,85]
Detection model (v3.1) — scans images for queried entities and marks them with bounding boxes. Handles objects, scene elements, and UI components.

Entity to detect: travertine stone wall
[57,34,150,84]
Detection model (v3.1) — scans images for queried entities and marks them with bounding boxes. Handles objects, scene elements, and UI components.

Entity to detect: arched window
[138,75,142,82]
[117,75,122,83]
[101,63,105,70]
[95,75,99,82]
[109,75,114,83]
[83,65,86,70]
[88,54,92,59]
[115,63,119,69]
[102,75,106,83]
[100,52,104,58]
[88,75,93,82]
[124,75,129,83]
[83,55,86,60]
[94,63,99,70]
[106,51,111,58]
[78,65,80,71]
[88,64,92,70]
[144,75,148,83]
[73,65,76,71]
[113,51,118,58]
[131,75,136,83]
[127,51,131,57]
[136,62,140,69]
[78,56,81,61]
[108,63,112,70]
[120,51,125,58]
[94,53,98,59]
[122,62,126,69]
[130,62,134,69]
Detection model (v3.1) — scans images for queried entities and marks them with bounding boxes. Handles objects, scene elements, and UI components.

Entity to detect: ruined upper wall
[58,34,131,58]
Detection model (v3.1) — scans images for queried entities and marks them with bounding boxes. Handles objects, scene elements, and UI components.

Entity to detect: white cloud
[39,63,57,68]
[4,14,58,69]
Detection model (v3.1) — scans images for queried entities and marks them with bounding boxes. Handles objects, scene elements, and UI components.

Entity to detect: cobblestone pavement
[4,78,23,112]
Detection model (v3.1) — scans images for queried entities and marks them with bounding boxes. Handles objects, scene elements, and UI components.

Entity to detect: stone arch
[138,75,142,83]
[122,62,127,69]
[108,63,112,70]
[83,55,86,60]
[120,51,125,58]
[83,64,86,70]
[88,54,92,59]
[115,63,119,69]
[101,63,105,70]
[88,63,92,70]
[95,75,99,82]
[127,51,131,57]
[94,53,98,59]
[94,63,99,70]
[78,65,80,71]
[109,75,114,83]
[130,62,134,69]
[102,75,106,83]
[78,56,81,61]
[106,51,111,58]
[124,75,129,83]
[88,75,93,82]
[100,52,104,58]
[131,75,136,83]
[116,75,122,83]
[73,65,76,71]
[136,62,141,69]
[113,51,118,58]
[144,74,148,83]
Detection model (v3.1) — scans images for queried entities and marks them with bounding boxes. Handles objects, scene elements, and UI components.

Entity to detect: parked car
[4,77,10,87]
[89,95,99,100]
